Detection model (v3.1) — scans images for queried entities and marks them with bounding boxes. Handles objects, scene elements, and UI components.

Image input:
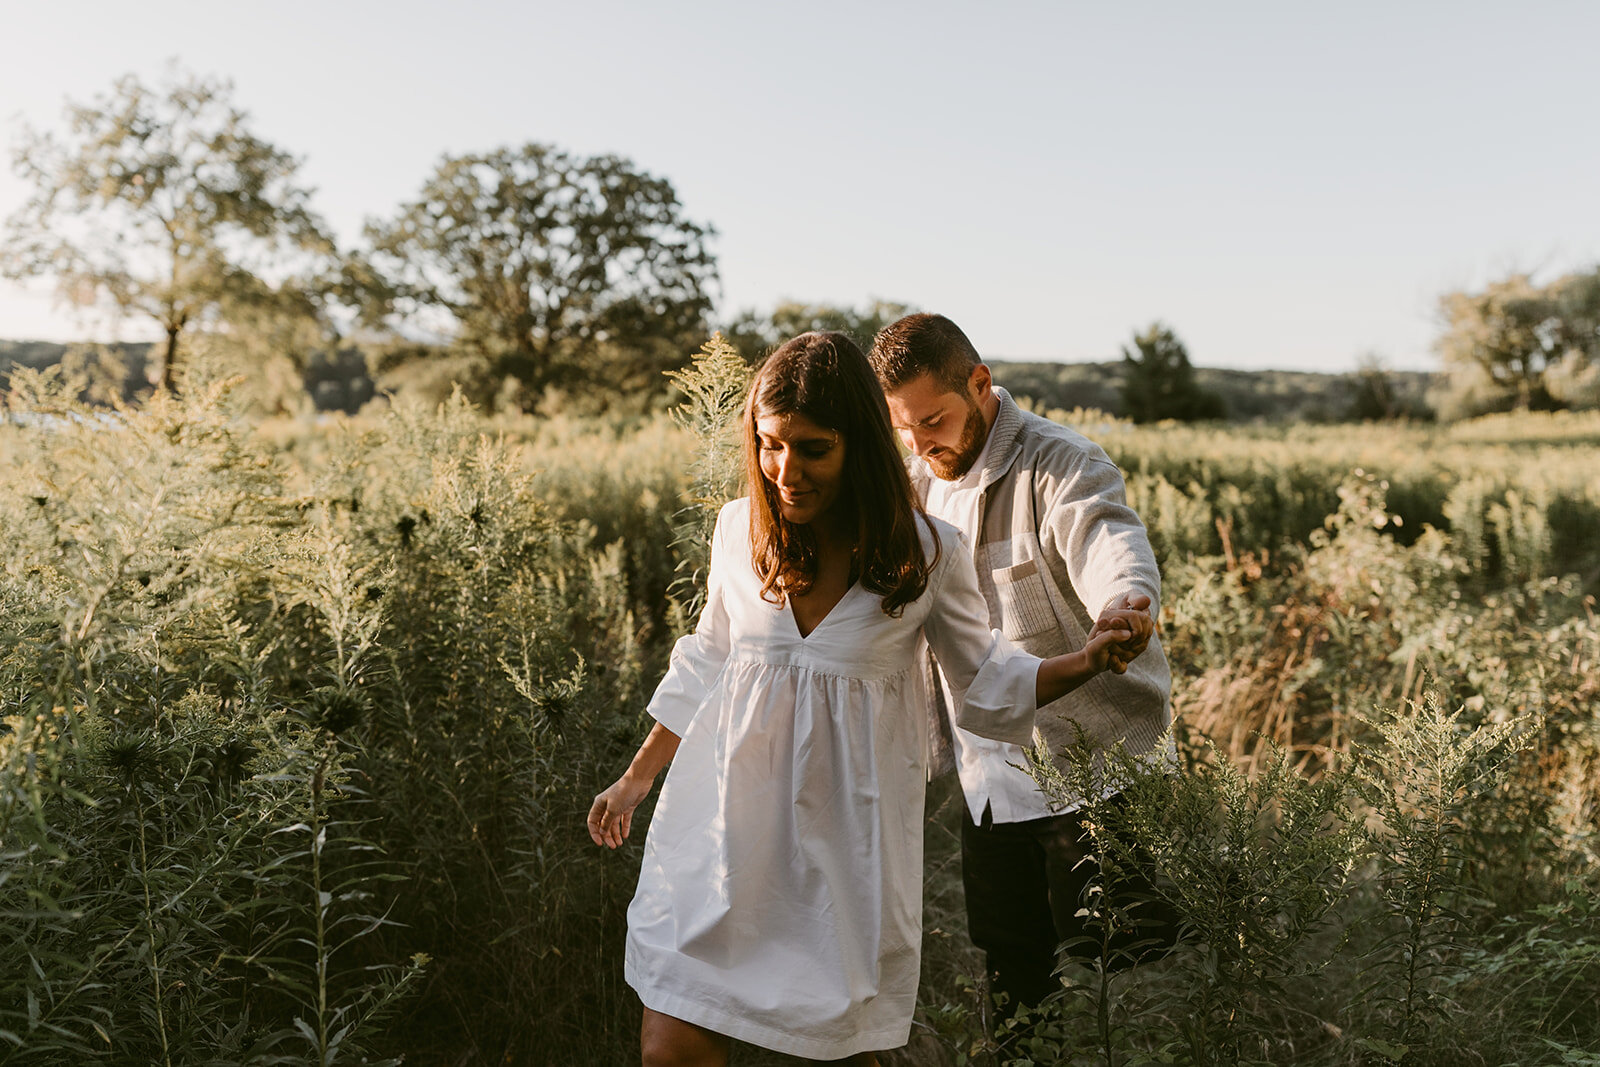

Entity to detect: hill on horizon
[0,339,1434,422]
[984,358,1433,422]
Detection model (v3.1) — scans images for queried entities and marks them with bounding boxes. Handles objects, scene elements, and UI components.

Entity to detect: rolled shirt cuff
[953,629,1041,748]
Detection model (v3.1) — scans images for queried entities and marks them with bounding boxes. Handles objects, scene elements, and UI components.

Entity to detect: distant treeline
[0,338,1433,423]
[1,68,1588,421]
[0,340,375,414]
[992,358,1435,423]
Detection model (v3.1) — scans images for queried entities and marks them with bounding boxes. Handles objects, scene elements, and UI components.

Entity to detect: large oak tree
[361,144,716,410]
[1,69,334,392]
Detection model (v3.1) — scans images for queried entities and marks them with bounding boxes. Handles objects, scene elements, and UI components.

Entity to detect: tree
[1544,268,1600,409]
[1432,273,1564,416]
[361,144,716,411]
[1,68,335,393]
[721,300,915,363]
[1430,267,1600,418]
[1119,322,1225,422]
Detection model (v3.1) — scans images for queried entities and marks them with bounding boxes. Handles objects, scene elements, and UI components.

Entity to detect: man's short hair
[869,313,982,396]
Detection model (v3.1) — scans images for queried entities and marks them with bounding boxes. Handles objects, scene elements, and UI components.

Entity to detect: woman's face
[755,410,846,526]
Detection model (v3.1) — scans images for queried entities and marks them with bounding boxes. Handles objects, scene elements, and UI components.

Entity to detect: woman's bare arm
[587,722,682,849]
[1034,618,1140,706]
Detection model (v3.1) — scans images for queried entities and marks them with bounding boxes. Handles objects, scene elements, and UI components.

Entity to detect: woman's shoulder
[716,496,751,526]
[711,497,752,552]
[915,511,970,566]
[916,510,963,545]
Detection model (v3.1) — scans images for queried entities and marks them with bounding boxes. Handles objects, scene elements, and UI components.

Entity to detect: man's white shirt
[922,430,1063,824]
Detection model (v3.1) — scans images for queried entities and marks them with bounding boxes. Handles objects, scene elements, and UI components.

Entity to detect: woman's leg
[640,1008,730,1067]
[640,1008,879,1067]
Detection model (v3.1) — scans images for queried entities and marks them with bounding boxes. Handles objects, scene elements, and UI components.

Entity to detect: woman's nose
[777,451,803,486]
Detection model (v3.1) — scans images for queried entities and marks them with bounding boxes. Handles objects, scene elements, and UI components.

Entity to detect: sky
[1,0,1596,372]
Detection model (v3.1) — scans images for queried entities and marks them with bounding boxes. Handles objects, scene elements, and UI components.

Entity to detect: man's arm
[1043,453,1162,642]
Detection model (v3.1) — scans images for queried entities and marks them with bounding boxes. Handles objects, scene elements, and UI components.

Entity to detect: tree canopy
[1431,267,1600,418]
[360,144,717,411]
[721,300,915,363]
[0,69,334,393]
[1545,270,1600,408]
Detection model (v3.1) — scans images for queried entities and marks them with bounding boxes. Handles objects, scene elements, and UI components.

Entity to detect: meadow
[1,351,1597,1066]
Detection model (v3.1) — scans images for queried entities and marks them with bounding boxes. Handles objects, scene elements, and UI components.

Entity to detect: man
[869,313,1174,1026]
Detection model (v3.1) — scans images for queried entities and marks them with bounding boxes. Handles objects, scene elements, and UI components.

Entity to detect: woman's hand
[587,722,683,849]
[1083,619,1141,675]
[588,772,653,849]
[1036,617,1138,706]
[1090,595,1156,674]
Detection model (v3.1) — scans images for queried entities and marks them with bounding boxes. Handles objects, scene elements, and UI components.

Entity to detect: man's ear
[969,363,994,402]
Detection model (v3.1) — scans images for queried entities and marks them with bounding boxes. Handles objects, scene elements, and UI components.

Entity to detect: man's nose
[903,428,932,456]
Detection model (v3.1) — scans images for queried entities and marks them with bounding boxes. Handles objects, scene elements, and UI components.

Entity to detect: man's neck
[973,387,1001,460]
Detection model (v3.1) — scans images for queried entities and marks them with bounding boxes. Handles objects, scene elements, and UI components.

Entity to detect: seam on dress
[719,657,916,685]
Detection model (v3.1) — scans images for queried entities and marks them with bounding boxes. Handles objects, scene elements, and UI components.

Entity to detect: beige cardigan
[912,388,1173,803]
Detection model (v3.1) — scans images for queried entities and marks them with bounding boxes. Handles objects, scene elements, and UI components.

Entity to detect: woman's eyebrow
[758,434,833,446]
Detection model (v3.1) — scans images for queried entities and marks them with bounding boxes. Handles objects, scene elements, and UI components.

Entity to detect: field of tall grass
[1,353,1597,1065]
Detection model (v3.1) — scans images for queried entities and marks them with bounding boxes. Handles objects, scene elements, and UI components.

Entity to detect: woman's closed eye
[760,440,834,458]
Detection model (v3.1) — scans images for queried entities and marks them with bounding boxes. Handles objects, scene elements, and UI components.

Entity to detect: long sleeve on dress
[645,504,735,737]
[922,525,1041,748]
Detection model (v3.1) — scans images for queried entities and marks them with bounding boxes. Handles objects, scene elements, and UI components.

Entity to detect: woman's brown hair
[743,331,937,617]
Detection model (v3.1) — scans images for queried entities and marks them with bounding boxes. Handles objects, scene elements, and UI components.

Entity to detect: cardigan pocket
[990,558,1056,640]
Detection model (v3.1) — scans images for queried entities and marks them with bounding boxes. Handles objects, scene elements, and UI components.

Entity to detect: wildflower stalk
[132,787,173,1067]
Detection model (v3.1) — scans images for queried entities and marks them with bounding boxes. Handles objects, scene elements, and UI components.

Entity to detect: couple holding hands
[588,314,1174,1065]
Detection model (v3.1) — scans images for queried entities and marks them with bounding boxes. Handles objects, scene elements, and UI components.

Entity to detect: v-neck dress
[625,497,1042,1059]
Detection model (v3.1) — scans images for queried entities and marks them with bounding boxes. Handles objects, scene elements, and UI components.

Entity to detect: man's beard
[925,399,988,481]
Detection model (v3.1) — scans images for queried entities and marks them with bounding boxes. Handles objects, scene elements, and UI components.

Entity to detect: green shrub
[3,365,1597,1066]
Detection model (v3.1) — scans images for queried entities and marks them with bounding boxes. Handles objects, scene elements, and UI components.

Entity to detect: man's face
[884,370,989,481]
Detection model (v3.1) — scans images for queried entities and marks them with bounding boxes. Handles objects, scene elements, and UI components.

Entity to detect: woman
[588,332,1142,1065]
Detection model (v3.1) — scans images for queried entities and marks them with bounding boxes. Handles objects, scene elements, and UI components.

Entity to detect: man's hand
[1091,593,1155,674]
[1081,617,1135,675]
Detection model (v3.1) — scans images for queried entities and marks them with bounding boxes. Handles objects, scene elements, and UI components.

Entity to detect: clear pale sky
[2,0,1596,371]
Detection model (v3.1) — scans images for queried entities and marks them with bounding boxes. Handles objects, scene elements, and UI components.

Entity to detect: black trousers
[961,798,1177,1019]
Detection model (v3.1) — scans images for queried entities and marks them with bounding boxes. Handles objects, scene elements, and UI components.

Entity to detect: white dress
[625,498,1041,1059]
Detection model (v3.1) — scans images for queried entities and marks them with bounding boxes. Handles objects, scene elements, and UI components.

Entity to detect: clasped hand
[1090,592,1156,674]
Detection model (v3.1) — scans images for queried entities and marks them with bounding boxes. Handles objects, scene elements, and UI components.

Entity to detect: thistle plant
[1021,735,1358,1067]
[1352,692,1536,1058]
[662,332,751,619]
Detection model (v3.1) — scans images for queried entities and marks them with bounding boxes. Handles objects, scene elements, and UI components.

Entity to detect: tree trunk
[161,325,180,393]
